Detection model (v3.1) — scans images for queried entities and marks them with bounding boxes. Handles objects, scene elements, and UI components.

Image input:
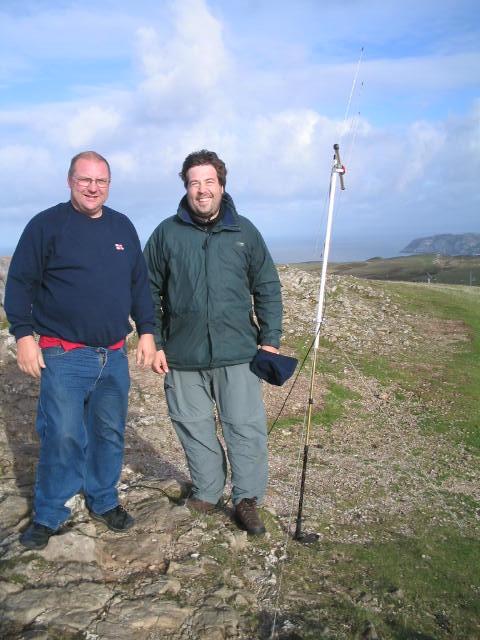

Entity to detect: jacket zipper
[202,230,214,367]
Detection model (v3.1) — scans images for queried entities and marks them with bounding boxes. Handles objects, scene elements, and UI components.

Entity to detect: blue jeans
[34,345,130,530]
[164,364,268,506]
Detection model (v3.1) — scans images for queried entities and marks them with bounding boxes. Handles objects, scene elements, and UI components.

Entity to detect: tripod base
[294,531,319,544]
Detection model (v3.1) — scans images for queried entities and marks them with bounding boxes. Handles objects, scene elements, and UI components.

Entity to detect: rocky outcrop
[401,232,480,256]
[0,265,478,639]
[0,256,11,321]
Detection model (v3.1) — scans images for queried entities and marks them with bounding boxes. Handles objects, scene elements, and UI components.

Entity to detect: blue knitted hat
[250,349,298,386]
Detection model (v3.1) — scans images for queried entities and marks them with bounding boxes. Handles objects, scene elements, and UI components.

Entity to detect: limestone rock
[134,575,182,597]
[40,529,101,564]
[1,583,112,632]
[223,529,248,552]
[1,264,478,639]
[191,605,239,640]
[0,494,30,530]
[133,496,191,531]
[0,328,16,365]
[167,559,206,579]
[0,256,11,311]
[93,598,192,639]
[99,531,172,570]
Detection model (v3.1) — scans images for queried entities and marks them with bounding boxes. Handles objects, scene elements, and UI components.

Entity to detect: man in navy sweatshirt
[5,150,156,550]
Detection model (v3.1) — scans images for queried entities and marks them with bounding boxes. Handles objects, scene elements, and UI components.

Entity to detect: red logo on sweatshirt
[115,244,124,251]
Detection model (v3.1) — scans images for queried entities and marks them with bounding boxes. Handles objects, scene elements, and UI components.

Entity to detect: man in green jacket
[144,150,283,535]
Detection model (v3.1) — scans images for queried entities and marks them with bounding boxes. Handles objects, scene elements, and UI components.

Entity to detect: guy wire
[315,48,363,255]
[268,325,322,638]
[268,327,314,434]
[268,300,331,639]
[270,49,364,637]
[345,80,365,173]
[313,191,330,256]
[346,110,361,170]
[340,47,364,148]
[270,309,400,638]
[268,170,348,638]
[267,296,329,436]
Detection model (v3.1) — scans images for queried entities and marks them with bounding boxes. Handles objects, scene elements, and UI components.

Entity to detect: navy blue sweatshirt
[5,201,155,347]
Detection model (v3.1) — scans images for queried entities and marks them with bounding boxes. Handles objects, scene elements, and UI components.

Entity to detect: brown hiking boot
[235,497,266,535]
[183,497,217,513]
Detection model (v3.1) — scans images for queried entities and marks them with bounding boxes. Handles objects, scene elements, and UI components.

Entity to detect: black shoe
[89,505,134,532]
[235,497,266,535]
[20,523,56,550]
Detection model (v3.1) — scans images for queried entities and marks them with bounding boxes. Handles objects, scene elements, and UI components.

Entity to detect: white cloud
[134,0,231,121]
[0,144,50,171]
[0,0,478,258]
[395,121,447,191]
[0,145,63,219]
[66,106,123,148]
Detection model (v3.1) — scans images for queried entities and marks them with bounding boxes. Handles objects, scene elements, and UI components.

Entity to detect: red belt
[39,336,125,351]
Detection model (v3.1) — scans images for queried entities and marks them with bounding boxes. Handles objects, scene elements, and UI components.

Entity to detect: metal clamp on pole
[333,143,346,191]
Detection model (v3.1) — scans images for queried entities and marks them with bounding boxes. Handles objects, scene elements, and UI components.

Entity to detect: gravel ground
[1,266,479,639]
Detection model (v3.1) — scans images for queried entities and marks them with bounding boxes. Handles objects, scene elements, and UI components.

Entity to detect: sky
[1,0,479,262]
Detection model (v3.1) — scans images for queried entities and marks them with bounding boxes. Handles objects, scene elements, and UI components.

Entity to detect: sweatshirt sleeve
[4,215,51,340]
[248,227,283,349]
[127,222,155,336]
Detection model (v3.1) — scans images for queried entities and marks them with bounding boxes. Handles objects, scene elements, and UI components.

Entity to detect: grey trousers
[164,364,268,506]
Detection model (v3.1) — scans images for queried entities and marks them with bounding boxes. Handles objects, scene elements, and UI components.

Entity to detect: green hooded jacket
[143,193,283,370]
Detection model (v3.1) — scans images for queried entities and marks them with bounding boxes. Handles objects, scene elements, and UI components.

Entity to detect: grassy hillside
[295,254,480,286]
[263,272,480,639]
[1,269,478,639]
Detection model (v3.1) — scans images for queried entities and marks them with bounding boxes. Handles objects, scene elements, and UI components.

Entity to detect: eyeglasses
[73,176,110,189]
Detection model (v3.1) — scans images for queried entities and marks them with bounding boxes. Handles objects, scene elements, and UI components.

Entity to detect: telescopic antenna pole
[295,144,345,542]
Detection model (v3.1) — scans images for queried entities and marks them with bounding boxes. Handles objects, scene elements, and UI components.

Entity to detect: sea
[0,237,406,265]
[268,237,405,264]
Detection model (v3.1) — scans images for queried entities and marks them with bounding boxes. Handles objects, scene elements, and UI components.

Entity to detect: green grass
[356,354,410,387]
[313,280,480,452]
[270,381,361,435]
[263,279,480,639]
[296,254,480,287]
[340,529,480,639]
[160,276,480,640]
[292,334,313,360]
[283,279,480,453]
[262,524,480,640]
[312,381,361,428]
[390,283,480,451]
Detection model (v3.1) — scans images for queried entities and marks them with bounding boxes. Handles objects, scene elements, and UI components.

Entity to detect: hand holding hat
[250,348,298,386]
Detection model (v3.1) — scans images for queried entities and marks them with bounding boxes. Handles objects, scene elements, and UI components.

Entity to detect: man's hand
[136,333,157,369]
[260,345,279,355]
[16,335,46,379]
[152,349,169,375]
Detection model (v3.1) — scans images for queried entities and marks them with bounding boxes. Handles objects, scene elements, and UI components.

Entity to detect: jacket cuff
[261,332,281,349]
[154,338,165,351]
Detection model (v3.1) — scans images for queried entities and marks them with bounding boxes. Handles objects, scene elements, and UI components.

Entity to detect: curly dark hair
[179,150,227,188]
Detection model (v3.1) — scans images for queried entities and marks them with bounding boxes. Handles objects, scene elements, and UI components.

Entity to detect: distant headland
[401,233,480,256]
